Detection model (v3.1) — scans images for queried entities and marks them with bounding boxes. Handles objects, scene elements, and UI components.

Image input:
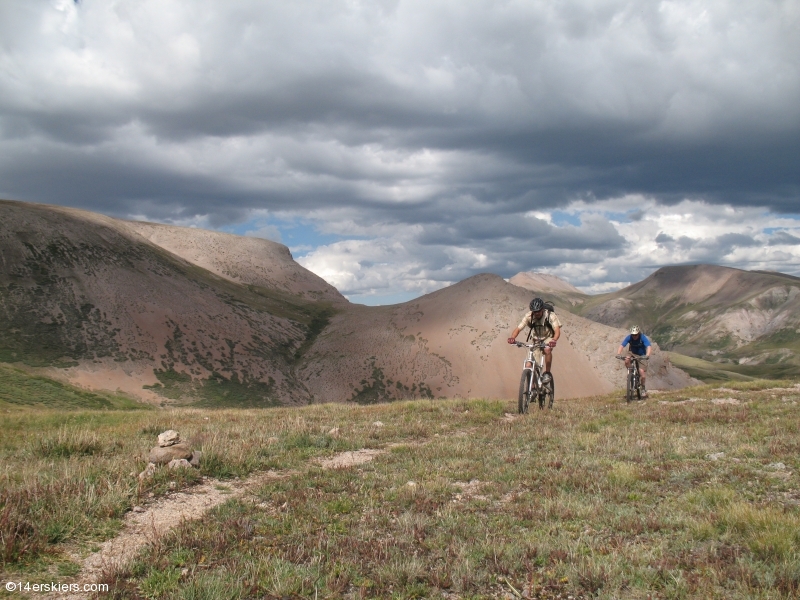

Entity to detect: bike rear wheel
[518,370,531,414]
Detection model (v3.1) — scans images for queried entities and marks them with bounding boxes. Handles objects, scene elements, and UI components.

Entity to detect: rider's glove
[507,337,516,345]
[549,340,557,347]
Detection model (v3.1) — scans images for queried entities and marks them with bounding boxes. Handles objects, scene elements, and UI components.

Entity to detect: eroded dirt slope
[300,274,695,403]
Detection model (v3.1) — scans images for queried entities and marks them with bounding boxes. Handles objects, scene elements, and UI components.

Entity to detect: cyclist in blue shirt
[616,325,652,397]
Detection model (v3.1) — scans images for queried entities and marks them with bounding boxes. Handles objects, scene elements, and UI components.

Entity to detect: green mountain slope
[0,362,148,410]
[570,265,800,378]
[0,199,341,406]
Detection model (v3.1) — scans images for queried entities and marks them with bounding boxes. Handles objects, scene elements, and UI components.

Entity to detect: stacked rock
[139,429,202,479]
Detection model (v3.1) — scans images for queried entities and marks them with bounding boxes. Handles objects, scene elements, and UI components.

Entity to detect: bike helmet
[529,297,545,312]
[630,325,641,335]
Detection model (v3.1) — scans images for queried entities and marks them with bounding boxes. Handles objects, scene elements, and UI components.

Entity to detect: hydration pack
[526,301,556,341]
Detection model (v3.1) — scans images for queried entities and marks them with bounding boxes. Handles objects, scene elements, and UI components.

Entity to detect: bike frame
[617,354,648,402]
[516,338,551,412]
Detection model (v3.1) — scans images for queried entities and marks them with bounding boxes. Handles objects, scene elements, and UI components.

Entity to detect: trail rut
[55,449,387,599]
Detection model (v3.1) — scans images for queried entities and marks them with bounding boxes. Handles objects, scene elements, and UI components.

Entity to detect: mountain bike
[516,339,555,413]
[616,355,648,402]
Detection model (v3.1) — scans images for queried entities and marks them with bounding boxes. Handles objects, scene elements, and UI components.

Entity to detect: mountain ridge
[540,264,800,380]
[1,199,696,405]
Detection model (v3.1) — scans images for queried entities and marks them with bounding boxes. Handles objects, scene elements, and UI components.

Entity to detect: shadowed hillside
[0,199,338,406]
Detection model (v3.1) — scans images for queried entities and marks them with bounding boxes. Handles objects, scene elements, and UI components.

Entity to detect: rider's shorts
[629,354,648,372]
[533,337,555,362]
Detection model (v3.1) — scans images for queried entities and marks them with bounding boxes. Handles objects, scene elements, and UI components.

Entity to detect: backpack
[526,301,556,341]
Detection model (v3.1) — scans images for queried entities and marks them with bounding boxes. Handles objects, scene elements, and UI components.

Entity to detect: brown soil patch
[317,448,385,469]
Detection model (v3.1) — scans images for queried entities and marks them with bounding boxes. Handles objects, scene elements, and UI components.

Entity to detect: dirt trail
[56,449,387,599]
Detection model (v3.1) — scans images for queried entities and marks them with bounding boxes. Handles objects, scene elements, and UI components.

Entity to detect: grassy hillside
[666,352,800,384]
[0,363,149,410]
[2,382,799,598]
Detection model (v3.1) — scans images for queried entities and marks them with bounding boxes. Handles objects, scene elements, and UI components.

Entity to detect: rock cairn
[139,429,202,480]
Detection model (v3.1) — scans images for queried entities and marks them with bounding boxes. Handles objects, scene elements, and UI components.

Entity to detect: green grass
[666,352,756,383]
[2,383,800,598]
[668,351,800,383]
[0,363,149,410]
[144,368,281,407]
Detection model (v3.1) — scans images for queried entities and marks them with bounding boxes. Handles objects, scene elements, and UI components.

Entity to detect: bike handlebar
[515,340,547,349]
[616,355,649,360]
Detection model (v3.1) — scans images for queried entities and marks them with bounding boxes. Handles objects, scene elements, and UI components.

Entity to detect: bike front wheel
[537,373,546,410]
[626,372,635,403]
[543,375,555,409]
[518,370,531,414]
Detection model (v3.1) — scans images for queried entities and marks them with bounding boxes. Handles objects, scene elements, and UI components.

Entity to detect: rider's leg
[544,347,552,372]
[639,358,648,390]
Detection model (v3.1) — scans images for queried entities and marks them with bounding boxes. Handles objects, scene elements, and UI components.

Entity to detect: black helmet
[529,297,545,312]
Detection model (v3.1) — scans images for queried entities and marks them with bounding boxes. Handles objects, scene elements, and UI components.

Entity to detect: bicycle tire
[544,374,555,409]
[626,371,634,403]
[518,370,531,414]
[532,368,544,409]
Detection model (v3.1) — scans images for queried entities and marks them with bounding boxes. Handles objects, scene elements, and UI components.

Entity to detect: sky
[1,0,798,304]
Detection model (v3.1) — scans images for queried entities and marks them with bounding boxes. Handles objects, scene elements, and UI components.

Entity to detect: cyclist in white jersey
[507,297,561,381]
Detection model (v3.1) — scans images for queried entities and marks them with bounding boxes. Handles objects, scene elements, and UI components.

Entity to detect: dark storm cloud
[2,0,797,221]
[713,233,759,250]
[655,232,674,244]
[768,231,800,246]
[414,212,625,253]
[654,232,761,263]
[2,0,799,298]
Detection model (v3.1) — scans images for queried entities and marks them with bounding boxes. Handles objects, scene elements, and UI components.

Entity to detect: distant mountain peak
[508,271,582,295]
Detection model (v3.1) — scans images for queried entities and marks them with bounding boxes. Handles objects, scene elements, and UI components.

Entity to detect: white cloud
[529,198,800,293]
[293,197,800,302]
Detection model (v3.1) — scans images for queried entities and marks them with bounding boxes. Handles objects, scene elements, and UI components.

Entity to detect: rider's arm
[617,345,625,355]
[508,314,530,344]
[551,323,561,343]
